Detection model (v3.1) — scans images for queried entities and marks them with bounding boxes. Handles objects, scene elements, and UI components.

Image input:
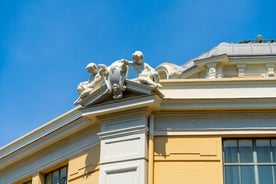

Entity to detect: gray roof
[182,42,276,70]
[196,42,276,60]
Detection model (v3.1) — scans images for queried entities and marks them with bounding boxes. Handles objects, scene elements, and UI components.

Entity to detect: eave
[0,107,88,170]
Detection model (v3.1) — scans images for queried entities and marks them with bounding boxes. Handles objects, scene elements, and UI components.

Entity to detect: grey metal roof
[182,41,276,70]
[195,42,276,60]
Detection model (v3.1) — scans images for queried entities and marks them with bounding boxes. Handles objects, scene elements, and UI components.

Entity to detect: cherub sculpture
[74,51,161,104]
[123,51,162,88]
[75,63,107,104]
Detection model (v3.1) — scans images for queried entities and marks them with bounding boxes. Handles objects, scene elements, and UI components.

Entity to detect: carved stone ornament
[104,59,129,99]
[74,51,162,104]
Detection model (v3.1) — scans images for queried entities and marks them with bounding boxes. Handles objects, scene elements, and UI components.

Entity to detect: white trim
[0,125,100,183]
[0,107,82,159]
[0,117,92,170]
[155,129,276,136]
[160,98,276,110]
[81,95,161,118]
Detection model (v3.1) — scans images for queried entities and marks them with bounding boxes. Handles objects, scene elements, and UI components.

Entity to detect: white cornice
[194,54,229,66]
[155,129,276,136]
[159,78,276,100]
[160,98,276,110]
[78,80,163,107]
[81,95,162,120]
[229,55,276,64]
[160,77,276,85]
[154,110,276,136]
[0,106,83,165]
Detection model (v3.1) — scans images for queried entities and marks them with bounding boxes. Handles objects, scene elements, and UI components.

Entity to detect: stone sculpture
[75,63,107,104]
[123,51,162,88]
[104,59,129,99]
[75,51,162,104]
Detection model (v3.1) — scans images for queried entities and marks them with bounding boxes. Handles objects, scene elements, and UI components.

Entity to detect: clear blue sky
[0,0,275,147]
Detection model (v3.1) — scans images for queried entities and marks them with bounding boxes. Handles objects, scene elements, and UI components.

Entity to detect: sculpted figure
[105,59,129,99]
[75,63,107,103]
[124,51,162,88]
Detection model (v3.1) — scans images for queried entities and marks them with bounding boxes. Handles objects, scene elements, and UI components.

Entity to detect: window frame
[44,165,68,184]
[223,138,276,184]
[22,181,32,184]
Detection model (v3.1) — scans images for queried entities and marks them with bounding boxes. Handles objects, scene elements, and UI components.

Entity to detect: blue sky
[0,0,275,147]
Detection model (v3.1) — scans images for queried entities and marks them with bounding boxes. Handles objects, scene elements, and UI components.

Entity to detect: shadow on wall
[68,146,100,183]
[154,137,168,159]
[84,146,100,180]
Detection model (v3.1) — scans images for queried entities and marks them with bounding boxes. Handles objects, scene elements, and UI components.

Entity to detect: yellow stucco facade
[153,136,223,184]
[68,146,100,184]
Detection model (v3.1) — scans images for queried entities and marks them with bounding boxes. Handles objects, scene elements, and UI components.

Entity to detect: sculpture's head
[132,51,144,64]
[86,63,98,74]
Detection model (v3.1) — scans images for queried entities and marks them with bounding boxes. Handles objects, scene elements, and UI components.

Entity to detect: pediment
[76,80,164,108]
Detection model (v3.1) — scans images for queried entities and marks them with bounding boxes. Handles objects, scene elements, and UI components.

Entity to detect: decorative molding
[159,78,276,101]
[100,134,147,164]
[75,51,162,104]
[194,54,229,66]
[98,125,148,140]
[206,62,217,79]
[97,108,149,184]
[236,63,246,77]
[155,129,276,136]
[160,98,276,110]
[156,62,182,79]
[216,62,224,78]
[97,108,150,140]
[0,125,100,183]
[154,110,276,136]
[266,63,275,77]
[78,80,164,108]
[81,95,162,120]
[100,160,147,184]
[0,107,82,160]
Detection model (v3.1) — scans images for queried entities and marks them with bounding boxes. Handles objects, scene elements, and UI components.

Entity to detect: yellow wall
[68,146,100,184]
[154,136,223,184]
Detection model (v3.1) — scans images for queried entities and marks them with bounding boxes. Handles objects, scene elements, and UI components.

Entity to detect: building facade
[1,35,276,184]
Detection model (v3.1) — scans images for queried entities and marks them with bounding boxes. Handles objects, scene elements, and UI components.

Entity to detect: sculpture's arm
[98,64,109,76]
[120,59,133,66]
[145,63,155,71]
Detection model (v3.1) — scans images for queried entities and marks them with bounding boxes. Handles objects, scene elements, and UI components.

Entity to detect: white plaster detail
[0,108,83,169]
[101,116,146,133]
[101,134,147,164]
[266,63,275,77]
[236,63,246,77]
[0,124,100,183]
[206,62,217,79]
[100,160,147,184]
[160,78,276,100]
[216,62,224,78]
[156,62,183,79]
[154,111,276,136]
[104,59,129,99]
[97,109,149,184]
